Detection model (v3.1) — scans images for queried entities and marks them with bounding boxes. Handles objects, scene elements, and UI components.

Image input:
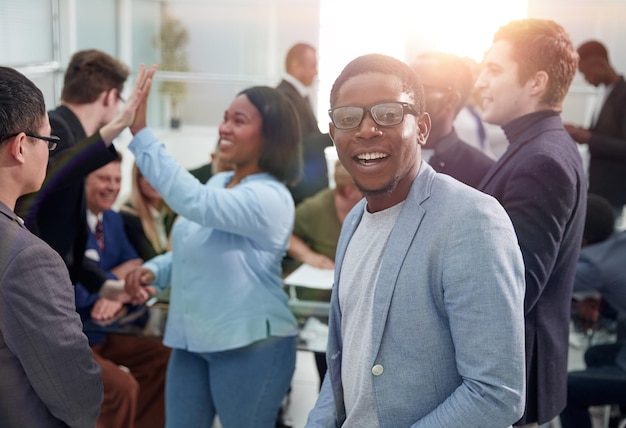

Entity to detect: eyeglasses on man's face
[328,102,418,130]
[0,132,59,150]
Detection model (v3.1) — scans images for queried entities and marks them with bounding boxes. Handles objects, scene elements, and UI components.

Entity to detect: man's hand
[564,123,592,144]
[124,267,156,305]
[91,298,124,321]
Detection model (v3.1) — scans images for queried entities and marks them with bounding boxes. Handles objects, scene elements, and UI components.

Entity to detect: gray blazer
[307,163,526,427]
[0,201,102,427]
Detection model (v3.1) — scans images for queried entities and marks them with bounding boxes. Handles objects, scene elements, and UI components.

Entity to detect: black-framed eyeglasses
[0,132,59,150]
[328,102,419,130]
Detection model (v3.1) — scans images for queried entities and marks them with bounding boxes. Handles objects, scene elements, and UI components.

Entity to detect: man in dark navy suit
[476,19,587,427]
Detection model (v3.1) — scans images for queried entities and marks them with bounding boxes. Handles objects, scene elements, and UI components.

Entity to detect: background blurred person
[77,154,170,428]
[277,42,332,205]
[565,40,626,218]
[410,51,495,189]
[120,163,176,262]
[288,160,362,270]
[16,49,145,298]
[287,159,362,387]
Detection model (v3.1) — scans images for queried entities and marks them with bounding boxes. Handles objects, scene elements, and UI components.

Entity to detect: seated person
[77,155,170,428]
[287,160,362,384]
[573,194,626,317]
[120,163,177,262]
[188,141,230,184]
[561,194,626,428]
[288,160,362,270]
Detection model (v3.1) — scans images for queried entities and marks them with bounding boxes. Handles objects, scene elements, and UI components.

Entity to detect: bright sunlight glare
[316,0,528,131]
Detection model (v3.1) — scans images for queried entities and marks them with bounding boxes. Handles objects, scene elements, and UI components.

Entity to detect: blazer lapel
[478,141,518,190]
[369,164,431,361]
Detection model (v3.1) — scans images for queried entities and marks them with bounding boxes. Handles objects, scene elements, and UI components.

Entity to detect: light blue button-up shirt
[129,128,297,352]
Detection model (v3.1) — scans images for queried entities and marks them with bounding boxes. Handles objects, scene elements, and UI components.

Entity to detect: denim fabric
[165,335,296,428]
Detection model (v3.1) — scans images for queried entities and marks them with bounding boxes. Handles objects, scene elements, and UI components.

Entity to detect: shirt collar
[86,210,103,233]
[0,199,24,227]
[283,73,309,97]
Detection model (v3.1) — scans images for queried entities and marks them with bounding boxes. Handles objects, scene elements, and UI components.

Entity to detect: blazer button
[372,364,384,376]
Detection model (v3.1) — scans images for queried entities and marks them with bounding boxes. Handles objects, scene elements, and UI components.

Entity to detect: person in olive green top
[120,163,177,262]
[288,160,362,269]
[287,160,362,384]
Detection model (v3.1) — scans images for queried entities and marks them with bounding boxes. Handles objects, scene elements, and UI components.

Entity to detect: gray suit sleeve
[1,242,103,427]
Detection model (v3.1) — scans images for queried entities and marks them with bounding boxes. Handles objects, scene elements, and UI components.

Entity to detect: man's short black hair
[0,67,46,140]
[330,53,424,114]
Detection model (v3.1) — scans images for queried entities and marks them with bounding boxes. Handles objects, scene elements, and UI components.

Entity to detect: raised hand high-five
[130,64,157,136]
[100,64,157,145]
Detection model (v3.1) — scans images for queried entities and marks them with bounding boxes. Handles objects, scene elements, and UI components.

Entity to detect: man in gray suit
[0,65,152,427]
[306,54,526,427]
[0,66,103,427]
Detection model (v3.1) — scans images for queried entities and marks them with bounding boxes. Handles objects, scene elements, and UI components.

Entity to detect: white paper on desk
[284,264,334,290]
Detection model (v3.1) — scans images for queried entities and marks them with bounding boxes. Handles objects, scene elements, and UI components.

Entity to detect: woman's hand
[124,267,157,305]
[130,64,157,135]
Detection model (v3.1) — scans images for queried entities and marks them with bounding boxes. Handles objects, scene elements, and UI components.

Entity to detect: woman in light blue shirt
[125,83,302,427]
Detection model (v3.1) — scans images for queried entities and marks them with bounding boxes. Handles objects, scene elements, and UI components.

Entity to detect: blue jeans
[164,335,296,428]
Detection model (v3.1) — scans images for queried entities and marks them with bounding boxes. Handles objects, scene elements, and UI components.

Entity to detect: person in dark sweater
[476,19,586,426]
[411,51,495,189]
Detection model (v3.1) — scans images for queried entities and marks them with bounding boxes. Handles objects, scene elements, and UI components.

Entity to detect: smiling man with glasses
[306,53,526,427]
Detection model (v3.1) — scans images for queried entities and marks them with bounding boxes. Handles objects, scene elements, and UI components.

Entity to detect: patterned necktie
[95,219,104,252]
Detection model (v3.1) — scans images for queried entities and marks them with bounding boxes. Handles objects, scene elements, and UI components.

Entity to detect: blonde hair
[120,163,173,253]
